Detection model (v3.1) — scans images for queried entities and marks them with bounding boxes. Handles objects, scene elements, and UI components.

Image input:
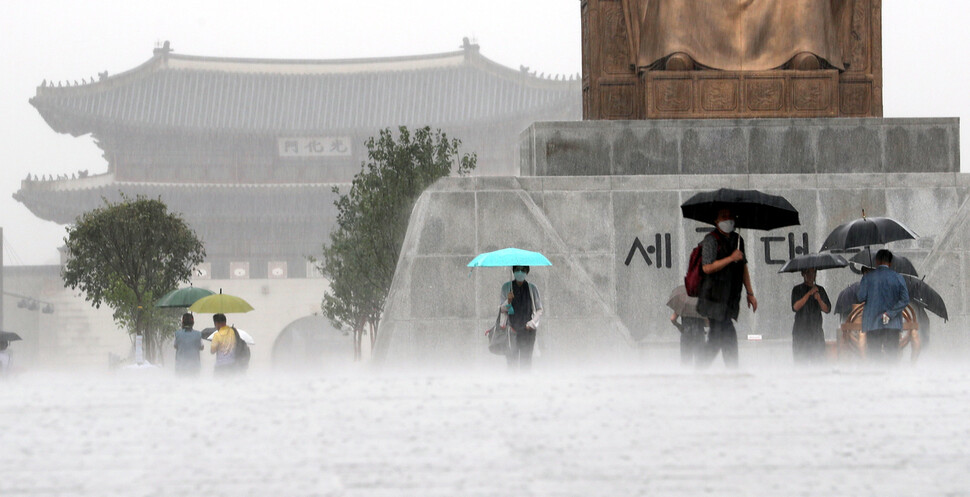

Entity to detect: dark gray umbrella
[0,331,22,342]
[680,188,800,230]
[848,247,918,277]
[819,216,918,252]
[778,253,848,273]
[835,277,947,322]
[834,282,861,319]
[902,274,948,322]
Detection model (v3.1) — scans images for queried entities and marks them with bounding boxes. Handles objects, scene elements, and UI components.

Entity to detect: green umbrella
[189,290,254,314]
[155,287,215,308]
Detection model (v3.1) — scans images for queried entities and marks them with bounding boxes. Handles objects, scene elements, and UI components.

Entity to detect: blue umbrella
[467,248,552,268]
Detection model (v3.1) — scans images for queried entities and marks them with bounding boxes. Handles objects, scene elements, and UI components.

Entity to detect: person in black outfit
[501,265,543,370]
[790,268,831,365]
[696,208,757,368]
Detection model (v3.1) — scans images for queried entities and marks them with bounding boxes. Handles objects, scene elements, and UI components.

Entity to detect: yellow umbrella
[189,290,254,314]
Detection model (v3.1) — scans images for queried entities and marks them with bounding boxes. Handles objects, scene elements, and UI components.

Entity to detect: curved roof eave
[30,46,581,136]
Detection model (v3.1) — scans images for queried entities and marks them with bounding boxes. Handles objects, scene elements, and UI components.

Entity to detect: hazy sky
[1,1,968,265]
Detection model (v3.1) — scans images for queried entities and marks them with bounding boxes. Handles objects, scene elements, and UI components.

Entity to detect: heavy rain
[2,2,970,496]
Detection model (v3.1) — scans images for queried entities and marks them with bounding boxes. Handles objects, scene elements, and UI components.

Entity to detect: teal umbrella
[155,287,215,308]
[467,248,552,268]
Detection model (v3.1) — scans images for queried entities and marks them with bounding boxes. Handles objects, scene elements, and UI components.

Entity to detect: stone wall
[520,119,959,176]
[375,172,970,365]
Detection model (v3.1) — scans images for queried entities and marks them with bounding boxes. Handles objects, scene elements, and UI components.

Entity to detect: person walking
[666,285,706,367]
[173,313,203,376]
[696,208,757,368]
[857,249,910,364]
[790,268,831,365]
[500,265,543,371]
[0,341,10,376]
[671,313,706,367]
[209,313,237,376]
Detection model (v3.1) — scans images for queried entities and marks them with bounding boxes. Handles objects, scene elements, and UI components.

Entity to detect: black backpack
[232,327,250,368]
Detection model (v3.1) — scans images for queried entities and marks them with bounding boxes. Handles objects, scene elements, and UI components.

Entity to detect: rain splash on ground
[1,354,969,496]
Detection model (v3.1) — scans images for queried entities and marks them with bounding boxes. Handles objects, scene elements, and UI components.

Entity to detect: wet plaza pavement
[2,361,969,496]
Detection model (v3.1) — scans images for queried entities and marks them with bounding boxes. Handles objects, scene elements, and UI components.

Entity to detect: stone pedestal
[520,118,959,177]
[376,118,966,366]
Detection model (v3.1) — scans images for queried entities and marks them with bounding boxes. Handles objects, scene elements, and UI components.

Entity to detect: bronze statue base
[642,69,873,119]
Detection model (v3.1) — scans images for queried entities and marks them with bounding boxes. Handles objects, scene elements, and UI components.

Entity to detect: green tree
[316,126,476,359]
[62,195,206,363]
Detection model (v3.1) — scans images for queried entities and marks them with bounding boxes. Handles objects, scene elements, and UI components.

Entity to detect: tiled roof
[30,45,581,136]
[14,175,340,225]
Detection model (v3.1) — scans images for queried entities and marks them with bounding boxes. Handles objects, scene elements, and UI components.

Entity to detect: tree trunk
[353,327,362,361]
[144,330,153,364]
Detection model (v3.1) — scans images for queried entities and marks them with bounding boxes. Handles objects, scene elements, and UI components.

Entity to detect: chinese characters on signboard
[278,137,352,157]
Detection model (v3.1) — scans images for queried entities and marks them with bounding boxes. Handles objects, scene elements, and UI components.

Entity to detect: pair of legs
[506,328,536,370]
[792,329,826,365]
[698,318,738,369]
[866,329,901,364]
[679,317,706,367]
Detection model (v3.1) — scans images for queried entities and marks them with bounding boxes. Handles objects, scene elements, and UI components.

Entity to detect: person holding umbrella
[0,332,22,376]
[790,268,831,365]
[173,313,203,377]
[666,285,706,367]
[209,313,237,376]
[779,254,845,365]
[697,208,757,369]
[857,249,910,364]
[0,341,10,375]
[501,265,543,370]
[682,188,799,369]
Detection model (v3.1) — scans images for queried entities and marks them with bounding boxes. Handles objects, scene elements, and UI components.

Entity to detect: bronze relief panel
[745,78,785,111]
[700,78,739,112]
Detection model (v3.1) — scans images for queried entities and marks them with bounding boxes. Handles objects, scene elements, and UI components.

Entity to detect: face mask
[718,220,735,233]
[513,271,527,282]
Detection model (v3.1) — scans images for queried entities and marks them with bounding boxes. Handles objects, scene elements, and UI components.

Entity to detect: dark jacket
[697,230,746,322]
[858,265,909,332]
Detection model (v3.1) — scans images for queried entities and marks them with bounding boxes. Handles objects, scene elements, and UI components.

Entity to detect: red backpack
[684,242,705,297]
[684,231,715,297]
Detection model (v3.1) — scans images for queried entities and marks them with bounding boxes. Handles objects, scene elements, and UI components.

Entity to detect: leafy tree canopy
[316,126,476,358]
[63,195,206,362]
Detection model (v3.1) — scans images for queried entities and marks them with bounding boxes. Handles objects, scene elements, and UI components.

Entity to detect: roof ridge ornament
[460,37,479,54]
[153,40,173,56]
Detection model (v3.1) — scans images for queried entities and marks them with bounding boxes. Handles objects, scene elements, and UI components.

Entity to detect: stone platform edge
[519,118,960,177]
[446,172,970,193]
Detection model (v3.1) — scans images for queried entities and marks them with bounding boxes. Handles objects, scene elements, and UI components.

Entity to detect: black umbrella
[848,247,918,277]
[834,282,861,318]
[902,274,948,322]
[681,188,800,230]
[0,331,22,342]
[819,215,918,252]
[835,277,947,322]
[778,253,849,273]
